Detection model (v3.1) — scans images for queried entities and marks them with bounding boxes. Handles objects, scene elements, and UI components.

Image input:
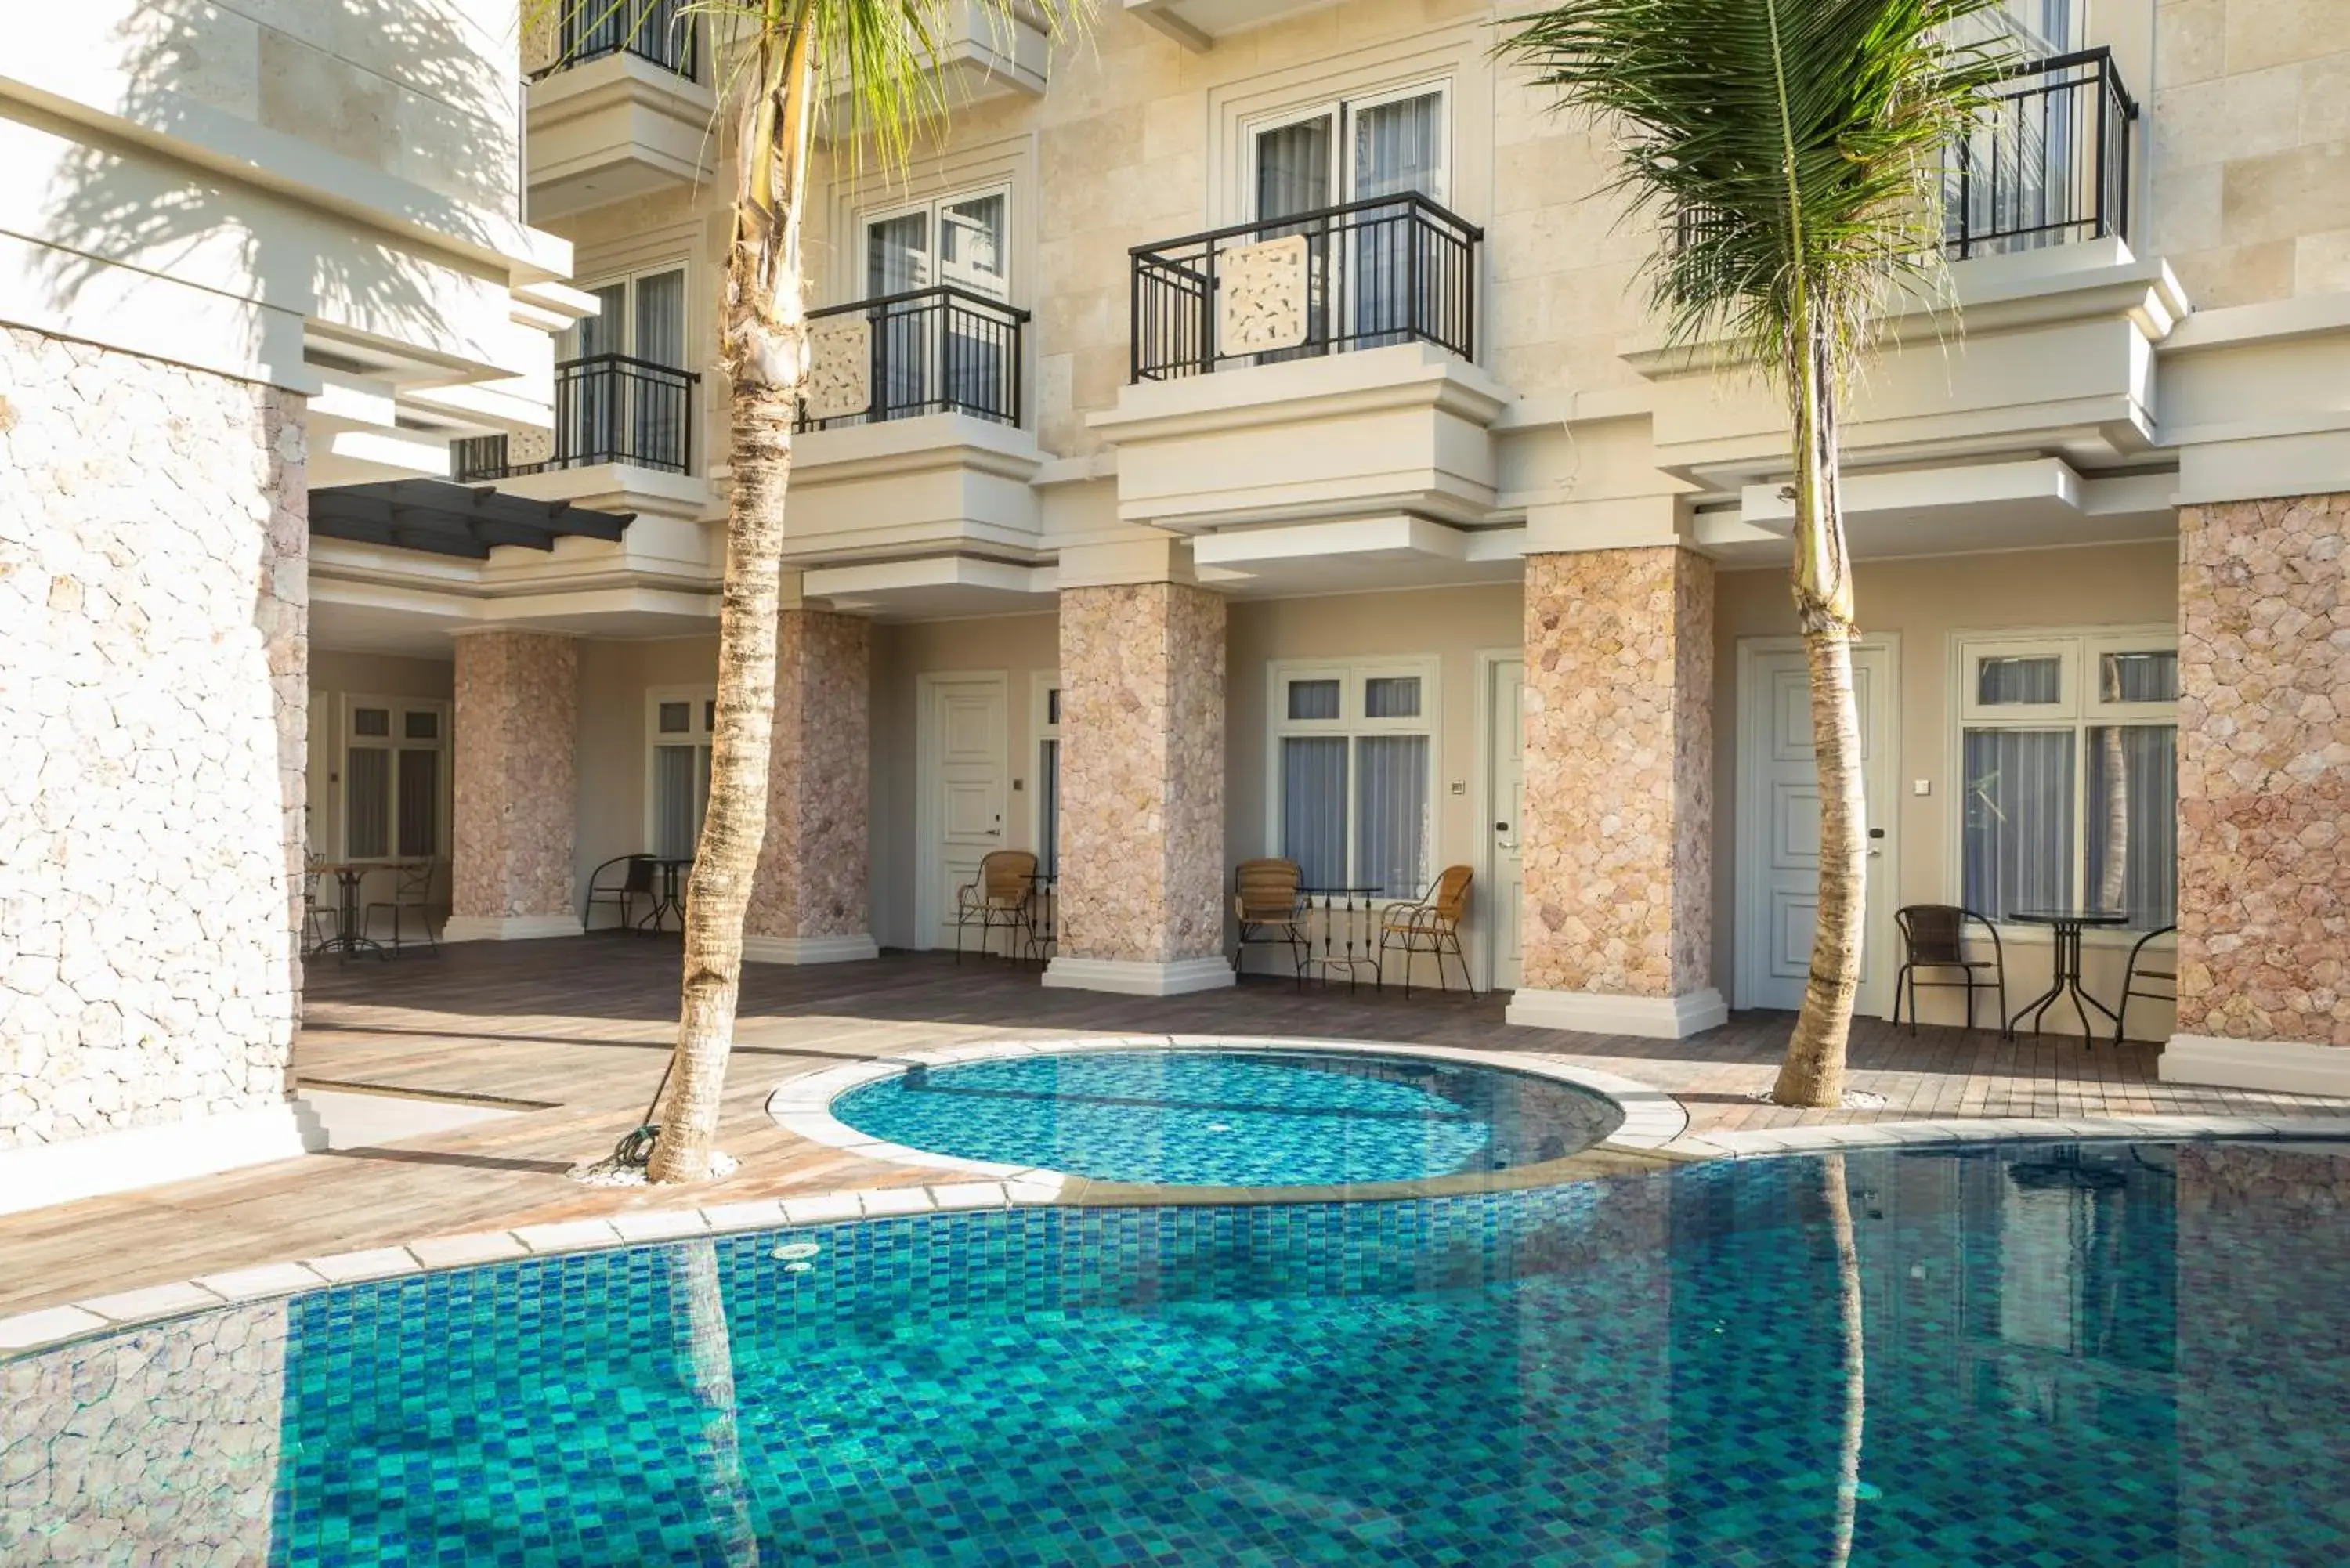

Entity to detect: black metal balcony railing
[534,0,696,80]
[1674,50,2138,266]
[1130,193,1483,383]
[1948,47,2138,258]
[451,354,698,482]
[794,286,1029,432]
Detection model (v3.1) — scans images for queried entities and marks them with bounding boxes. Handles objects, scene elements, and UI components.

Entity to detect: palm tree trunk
[1775,310,1867,1108]
[2095,662,2128,912]
[674,1240,761,1563]
[648,16,818,1184]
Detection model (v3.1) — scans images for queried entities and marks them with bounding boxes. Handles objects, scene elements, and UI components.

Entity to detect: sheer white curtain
[1961,730,2075,916]
[563,281,628,461]
[1355,736,1429,897]
[632,269,688,465]
[1256,117,1333,222]
[1282,738,1347,888]
[940,192,1010,414]
[866,211,927,417]
[653,745,702,860]
[1352,93,1443,345]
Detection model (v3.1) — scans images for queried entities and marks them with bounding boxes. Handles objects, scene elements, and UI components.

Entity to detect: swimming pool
[826,1046,1625,1186]
[5,1138,2347,1564]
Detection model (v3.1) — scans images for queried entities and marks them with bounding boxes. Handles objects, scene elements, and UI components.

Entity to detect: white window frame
[645,685,717,858]
[1265,656,1442,900]
[1239,78,1455,221]
[1947,625,2178,942]
[564,260,692,367]
[338,695,450,865]
[856,182,1014,302]
[1031,670,1061,876]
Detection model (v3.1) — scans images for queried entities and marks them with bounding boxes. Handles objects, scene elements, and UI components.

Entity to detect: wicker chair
[2113,924,2178,1046]
[302,852,335,957]
[363,860,440,959]
[1891,905,2005,1034]
[1232,858,1309,988]
[584,854,657,932]
[956,850,1039,962]
[1379,865,1476,997]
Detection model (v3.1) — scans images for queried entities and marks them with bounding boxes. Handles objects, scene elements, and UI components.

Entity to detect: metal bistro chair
[2114,924,2178,1046]
[1379,865,1477,998]
[363,860,440,959]
[302,852,336,957]
[1891,905,2005,1034]
[956,850,1039,962]
[1232,858,1309,989]
[584,854,657,932]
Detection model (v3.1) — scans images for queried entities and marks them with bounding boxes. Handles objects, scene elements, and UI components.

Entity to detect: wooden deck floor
[4,936,2344,1317]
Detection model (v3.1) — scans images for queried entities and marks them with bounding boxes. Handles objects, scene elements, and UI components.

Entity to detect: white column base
[0,1101,326,1217]
[1042,956,1237,996]
[1507,986,1729,1039]
[742,933,881,965]
[2161,1032,2350,1095]
[439,913,584,943]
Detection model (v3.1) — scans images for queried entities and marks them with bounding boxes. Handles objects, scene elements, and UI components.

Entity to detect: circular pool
[6,1138,2348,1563]
[826,1046,1625,1186]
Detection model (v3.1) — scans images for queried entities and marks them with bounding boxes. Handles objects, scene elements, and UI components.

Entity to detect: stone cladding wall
[0,327,306,1151]
[1520,547,1714,998]
[747,609,871,941]
[2177,493,2349,1046]
[1057,583,1227,964]
[450,630,578,923]
[0,1302,288,1563]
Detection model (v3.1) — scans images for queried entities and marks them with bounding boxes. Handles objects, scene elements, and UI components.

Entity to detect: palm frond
[1499,0,2016,395]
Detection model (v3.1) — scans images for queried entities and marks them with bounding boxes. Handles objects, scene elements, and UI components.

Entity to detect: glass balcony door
[862,188,1010,420]
[559,266,689,465]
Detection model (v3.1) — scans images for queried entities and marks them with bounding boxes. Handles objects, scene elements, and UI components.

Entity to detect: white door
[927,678,1007,948]
[1738,642,1898,1017]
[1487,658,1527,991]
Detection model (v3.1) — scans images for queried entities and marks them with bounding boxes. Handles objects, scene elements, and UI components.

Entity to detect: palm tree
[1499,0,2012,1106]
[528,0,1085,1180]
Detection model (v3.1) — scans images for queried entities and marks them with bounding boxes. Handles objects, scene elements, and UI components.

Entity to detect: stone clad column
[1043,580,1232,995]
[1506,546,1726,1039]
[744,607,878,963]
[445,630,582,941]
[2164,493,2348,1093]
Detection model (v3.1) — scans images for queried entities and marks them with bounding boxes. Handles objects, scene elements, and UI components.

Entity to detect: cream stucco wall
[573,635,721,913]
[1711,541,2182,1035]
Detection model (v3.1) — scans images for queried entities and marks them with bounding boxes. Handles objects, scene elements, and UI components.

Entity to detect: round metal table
[2005,909,2133,1047]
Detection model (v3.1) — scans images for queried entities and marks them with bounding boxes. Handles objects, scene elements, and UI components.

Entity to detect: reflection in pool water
[2,1140,2347,1565]
[827,1047,1625,1185]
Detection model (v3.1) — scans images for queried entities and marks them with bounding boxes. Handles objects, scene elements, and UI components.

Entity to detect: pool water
[6,1139,2349,1565]
[826,1047,1623,1184]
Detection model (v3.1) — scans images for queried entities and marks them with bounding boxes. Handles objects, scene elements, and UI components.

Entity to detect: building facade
[7,0,2346,1203]
[0,1,582,1201]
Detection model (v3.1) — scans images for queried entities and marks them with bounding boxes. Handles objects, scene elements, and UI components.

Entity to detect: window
[344,699,446,862]
[1269,660,1437,898]
[1035,677,1061,879]
[649,688,716,861]
[1955,630,2177,928]
[564,263,691,466]
[861,186,1013,416]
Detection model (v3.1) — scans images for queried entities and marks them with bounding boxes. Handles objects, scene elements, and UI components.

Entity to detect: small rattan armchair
[956,850,1039,963]
[1892,905,2005,1034]
[302,852,335,957]
[1233,858,1309,988]
[584,854,656,932]
[2113,924,2178,1046]
[1379,865,1475,997]
[363,859,440,959]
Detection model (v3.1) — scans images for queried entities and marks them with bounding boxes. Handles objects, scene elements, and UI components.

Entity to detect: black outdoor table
[312,862,387,962]
[2005,909,2133,1047]
[1298,884,1385,992]
[638,857,694,934]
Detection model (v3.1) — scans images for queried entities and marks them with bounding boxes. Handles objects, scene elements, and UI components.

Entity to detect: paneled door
[1486,658,1526,992]
[1737,641,1899,1017]
[924,676,1007,949]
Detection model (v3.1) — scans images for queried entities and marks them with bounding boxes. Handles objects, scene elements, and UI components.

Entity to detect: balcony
[522,0,712,219]
[454,355,698,482]
[1129,193,1482,382]
[1947,49,2138,259]
[796,287,1029,432]
[783,287,1047,582]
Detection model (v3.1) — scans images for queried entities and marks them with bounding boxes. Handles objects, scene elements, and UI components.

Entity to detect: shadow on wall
[34,0,524,357]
